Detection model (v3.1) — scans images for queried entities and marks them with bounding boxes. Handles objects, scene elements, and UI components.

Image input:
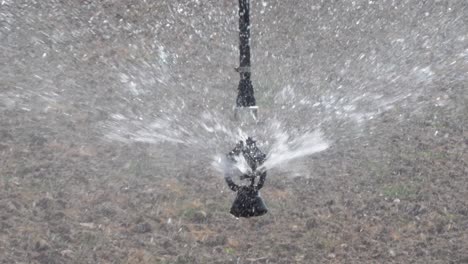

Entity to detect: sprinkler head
[225,137,268,218]
[228,137,265,173]
[230,186,268,218]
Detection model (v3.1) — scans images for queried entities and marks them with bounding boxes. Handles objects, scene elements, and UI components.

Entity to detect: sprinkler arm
[235,0,258,120]
[225,1,269,218]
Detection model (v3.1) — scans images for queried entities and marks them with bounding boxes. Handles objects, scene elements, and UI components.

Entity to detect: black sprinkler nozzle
[225,137,268,218]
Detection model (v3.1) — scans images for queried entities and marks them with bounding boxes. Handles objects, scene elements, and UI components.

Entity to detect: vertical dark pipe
[237,0,256,107]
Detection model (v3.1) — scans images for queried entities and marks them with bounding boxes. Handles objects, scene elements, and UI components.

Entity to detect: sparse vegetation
[1,0,467,263]
[382,184,417,200]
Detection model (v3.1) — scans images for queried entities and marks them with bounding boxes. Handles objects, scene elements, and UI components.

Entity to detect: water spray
[225,0,268,218]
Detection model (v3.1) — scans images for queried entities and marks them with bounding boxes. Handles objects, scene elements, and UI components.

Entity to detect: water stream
[1,1,465,180]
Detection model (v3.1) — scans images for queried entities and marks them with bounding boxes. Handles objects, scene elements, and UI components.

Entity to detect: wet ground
[1,0,467,263]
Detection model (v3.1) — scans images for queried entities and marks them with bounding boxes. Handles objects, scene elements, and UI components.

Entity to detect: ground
[1,0,467,263]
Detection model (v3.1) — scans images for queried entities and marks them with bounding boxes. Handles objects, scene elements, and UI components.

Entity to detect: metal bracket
[234,105,258,122]
[235,66,251,73]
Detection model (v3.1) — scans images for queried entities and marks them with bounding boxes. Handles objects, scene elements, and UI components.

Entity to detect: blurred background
[0,0,467,263]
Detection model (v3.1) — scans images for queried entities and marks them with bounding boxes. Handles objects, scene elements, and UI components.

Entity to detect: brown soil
[1,1,467,263]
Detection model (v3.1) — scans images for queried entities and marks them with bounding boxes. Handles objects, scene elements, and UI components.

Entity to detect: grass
[224,247,236,254]
[180,207,207,222]
[417,150,447,161]
[382,184,417,200]
[126,158,157,179]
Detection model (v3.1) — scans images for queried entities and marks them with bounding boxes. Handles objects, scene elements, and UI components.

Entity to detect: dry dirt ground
[1,1,467,263]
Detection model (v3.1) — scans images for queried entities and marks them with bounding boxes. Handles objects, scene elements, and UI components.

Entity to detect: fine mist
[0,1,466,263]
